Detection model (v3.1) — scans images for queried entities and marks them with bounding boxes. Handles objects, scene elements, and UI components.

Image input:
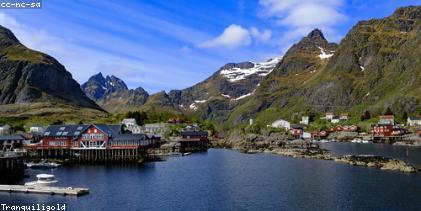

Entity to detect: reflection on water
[1,149,420,210]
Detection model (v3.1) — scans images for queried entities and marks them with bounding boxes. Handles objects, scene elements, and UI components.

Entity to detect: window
[62,132,68,136]
[56,132,62,136]
[59,127,65,131]
[74,131,80,136]
[44,132,50,136]
[77,126,83,130]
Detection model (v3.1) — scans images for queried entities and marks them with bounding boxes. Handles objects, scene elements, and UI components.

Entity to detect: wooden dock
[0,185,89,196]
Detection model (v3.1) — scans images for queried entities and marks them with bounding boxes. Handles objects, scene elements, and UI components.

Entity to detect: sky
[0,0,419,93]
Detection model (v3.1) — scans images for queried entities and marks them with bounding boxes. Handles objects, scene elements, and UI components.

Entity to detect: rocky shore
[212,132,419,173]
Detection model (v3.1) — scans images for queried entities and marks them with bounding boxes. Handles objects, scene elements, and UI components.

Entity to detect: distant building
[300,116,309,125]
[378,115,394,125]
[340,113,349,121]
[122,119,142,134]
[271,119,290,130]
[178,130,209,152]
[29,125,45,133]
[407,117,421,126]
[0,124,10,135]
[143,123,168,135]
[0,135,24,151]
[289,124,304,138]
[249,119,254,126]
[325,112,334,120]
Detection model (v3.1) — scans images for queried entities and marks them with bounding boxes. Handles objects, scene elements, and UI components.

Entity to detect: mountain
[0,25,105,122]
[226,6,421,126]
[82,57,280,118]
[81,73,149,112]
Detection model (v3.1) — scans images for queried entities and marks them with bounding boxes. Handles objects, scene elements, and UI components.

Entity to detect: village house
[289,124,304,138]
[340,113,349,121]
[271,119,291,130]
[29,125,45,133]
[142,123,168,135]
[179,130,209,152]
[378,115,394,125]
[0,124,10,135]
[407,117,421,126]
[300,116,309,125]
[122,118,142,134]
[0,135,24,152]
[325,112,334,120]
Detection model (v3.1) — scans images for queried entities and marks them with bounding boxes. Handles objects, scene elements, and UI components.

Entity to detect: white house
[325,112,334,120]
[122,118,143,134]
[271,119,291,130]
[300,116,309,125]
[407,117,421,126]
[142,123,168,135]
[0,124,10,135]
[30,125,45,133]
[339,113,349,121]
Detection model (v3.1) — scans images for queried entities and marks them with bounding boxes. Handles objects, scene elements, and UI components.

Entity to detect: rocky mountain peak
[221,62,255,70]
[0,25,20,48]
[392,6,420,19]
[105,75,128,91]
[306,28,326,41]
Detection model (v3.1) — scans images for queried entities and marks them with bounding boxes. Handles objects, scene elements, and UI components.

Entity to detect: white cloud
[200,24,272,49]
[259,0,346,45]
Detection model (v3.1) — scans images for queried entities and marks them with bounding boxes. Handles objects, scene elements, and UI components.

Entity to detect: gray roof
[0,135,24,141]
[112,134,146,141]
[408,117,421,120]
[44,125,90,137]
[181,131,208,136]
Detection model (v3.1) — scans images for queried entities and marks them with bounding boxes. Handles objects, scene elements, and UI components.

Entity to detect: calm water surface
[1,147,420,210]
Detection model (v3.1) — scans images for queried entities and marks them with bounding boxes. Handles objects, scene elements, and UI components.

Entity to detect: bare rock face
[0,25,101,110]
[81,73,149,112]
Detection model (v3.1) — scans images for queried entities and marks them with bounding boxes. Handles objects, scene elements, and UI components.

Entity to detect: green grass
[1,45,46,63]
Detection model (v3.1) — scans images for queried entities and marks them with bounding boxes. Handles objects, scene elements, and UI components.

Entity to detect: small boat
[25,174,58,186]
[182,152,192,156]
[26,160,61,169]
[361,140,372,144]
[351,139,363,143]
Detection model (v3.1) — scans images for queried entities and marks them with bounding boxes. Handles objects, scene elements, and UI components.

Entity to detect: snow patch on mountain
[318,47,334,59]
[220,58,280,82]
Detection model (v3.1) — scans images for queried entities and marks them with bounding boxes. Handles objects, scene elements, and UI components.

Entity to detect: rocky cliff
[0,25,101,110]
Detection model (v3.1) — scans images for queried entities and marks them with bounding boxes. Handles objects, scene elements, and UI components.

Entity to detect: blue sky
[0,0,419,93]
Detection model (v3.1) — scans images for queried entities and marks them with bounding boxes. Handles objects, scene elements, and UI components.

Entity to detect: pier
[0,185,89,196]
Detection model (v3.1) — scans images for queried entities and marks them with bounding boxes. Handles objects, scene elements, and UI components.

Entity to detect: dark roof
[290,124,304,129]
[181,131,208,136]
[44,125,90,137]
[0,135,24,141]
[408,117,421,120]
[95,124,122,136]
[112,134,146,141]
[44,124,124,137]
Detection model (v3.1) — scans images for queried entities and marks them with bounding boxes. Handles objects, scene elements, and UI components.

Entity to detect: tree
[360,110,371,121]
[402,111,408,122]
[126,111,148,125]
[52,119,64,125]
[384,107,394,116]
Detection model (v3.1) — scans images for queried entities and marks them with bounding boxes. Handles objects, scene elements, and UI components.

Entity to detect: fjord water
[1,147,420,210]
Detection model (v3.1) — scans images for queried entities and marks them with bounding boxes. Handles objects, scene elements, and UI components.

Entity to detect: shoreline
[212,138,419,173]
